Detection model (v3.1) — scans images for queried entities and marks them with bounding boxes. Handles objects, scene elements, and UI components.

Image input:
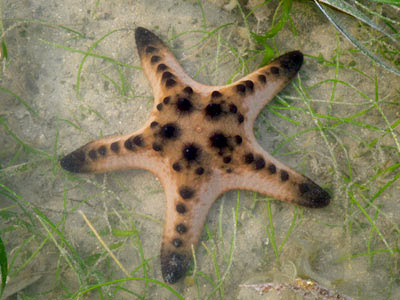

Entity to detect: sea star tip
[60,147,87,173]
[135,26,162,54]
[297,181,331,208]
[161,249,190,284]
[278,50,304,74]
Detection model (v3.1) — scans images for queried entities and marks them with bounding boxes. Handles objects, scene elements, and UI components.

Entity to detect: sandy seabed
[1,1,399,299]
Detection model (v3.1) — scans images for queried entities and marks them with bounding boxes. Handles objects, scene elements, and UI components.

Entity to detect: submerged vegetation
[0,0,399,299]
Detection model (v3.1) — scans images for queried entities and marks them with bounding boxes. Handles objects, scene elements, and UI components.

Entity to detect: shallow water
[1,0,399,299]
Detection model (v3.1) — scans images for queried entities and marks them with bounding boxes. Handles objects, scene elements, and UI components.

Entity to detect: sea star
[60,27,330,284]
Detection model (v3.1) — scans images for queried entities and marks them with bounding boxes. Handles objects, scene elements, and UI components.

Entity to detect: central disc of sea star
[60,27,330,284]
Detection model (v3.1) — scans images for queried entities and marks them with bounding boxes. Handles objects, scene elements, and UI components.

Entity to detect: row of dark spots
[235,67,280,94]
[149,55,177,89]
[258,67,279,84]
[156,66,195,93]
[256,67,278,85]
[243,152,289,181]
[170,185,195,248]
[87,135,145,161]
[171,223,187,248]
[163,71,177,89]
[124,134,145,152]
[235,80,254,96]
[173,210,189,249]
[232,72,270,98]
[88,145,107,160]
[243,153,265,170]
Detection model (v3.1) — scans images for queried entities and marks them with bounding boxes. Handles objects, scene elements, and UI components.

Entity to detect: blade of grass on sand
[205,193,239,300]
[40,38,140,70]
[71,278,184,300]
[314,1,400,76]
[79,210,130,277]
[76,29,128,99]
[243,0,293,66]
[0,235,8,298]
[318,0,398,44]
[0,87,37,116]
[366,0,400,5]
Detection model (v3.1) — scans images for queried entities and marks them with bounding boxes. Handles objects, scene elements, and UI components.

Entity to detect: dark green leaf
[0,235,8,297]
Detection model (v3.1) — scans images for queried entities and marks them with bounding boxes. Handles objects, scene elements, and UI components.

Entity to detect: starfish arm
[59,127,163,174]
[220,145,330,208]
[159,174,222,283]
[216,51,304,125]
[135,27,208,103]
